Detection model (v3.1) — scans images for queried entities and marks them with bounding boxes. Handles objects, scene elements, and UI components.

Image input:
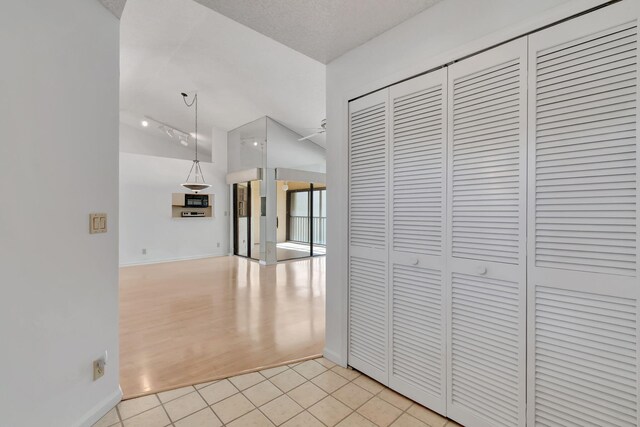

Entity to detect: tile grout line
[327,363,428,427]
[116,396,164,424]
[195,371,265,426]
[239,359,335,426]
[341,362,453,427]
[158,397,175,427]
[206,378,244,425]
[300,359,370,427]
[253,397,282,426]
[258,365,311,426]
[246,368,298,425]
[273,363,328,426]
[233,370,273,426]
[306,359,367,426]
[114,404,123,426]
[112,357,443,427]
[192,384,225,426]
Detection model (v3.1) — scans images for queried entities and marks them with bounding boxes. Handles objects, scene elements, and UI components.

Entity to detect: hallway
[120,256,325,398]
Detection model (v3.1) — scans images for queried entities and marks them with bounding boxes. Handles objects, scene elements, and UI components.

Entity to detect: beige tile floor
[94,357,461,427]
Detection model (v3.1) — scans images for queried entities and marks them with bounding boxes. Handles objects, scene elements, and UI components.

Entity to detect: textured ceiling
[194,0,442,63]
[104,0,443,64]
[120,0,326,146]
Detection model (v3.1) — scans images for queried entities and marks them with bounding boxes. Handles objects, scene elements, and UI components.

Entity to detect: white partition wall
[348,89,390,384]
[389,70,448,413]
[527,2,640,426]
[346,2,639,426]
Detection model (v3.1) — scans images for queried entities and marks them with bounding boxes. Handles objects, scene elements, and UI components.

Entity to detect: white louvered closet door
[528,2,640,426]
[348,89,390,384]
[446,38,527,427]
[389,69,447,414]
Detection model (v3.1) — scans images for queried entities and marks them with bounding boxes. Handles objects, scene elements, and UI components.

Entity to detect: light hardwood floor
[120,256,325,399]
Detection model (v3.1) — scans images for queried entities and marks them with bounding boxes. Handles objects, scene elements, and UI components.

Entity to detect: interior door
[388,69,447,414]
[446,38,528,427]
[348,89,389,384]
[527,2,640,425]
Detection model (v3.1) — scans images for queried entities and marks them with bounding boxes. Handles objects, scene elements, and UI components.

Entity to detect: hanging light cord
[181,92,207,185]
[181,92,198,162]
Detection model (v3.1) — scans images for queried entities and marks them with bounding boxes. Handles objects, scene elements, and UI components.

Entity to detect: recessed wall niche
[171,193,213,218]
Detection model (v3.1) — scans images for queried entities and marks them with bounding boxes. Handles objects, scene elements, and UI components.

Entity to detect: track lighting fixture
[146,118,193,148]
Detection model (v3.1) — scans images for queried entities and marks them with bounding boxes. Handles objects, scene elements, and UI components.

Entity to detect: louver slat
[534,22,638,277]
[350,100,387,249]
[448,38,527,427]
[349,256,387,372]
[388,71,447,414]
[535,287,638,427]
[392,84,444,255]
[451,59,522,264]
[348,90,389,385]
[451,273,521,427]
[528,5,639,427]
[392,265,443,397]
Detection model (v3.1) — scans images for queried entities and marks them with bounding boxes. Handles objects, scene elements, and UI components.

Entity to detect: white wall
[119,127,228,265]
[266,117,326,173]
[120,121,213,162]
[324,0,608,365]
[0,1,120,426]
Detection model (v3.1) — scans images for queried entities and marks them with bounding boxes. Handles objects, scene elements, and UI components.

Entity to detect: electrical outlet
[93,358,105,381]
[142,248,147,255]
[217,242,220,248]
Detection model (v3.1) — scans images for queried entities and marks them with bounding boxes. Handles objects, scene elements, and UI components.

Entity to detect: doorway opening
[233,181,261,260]
[277,181,327,261]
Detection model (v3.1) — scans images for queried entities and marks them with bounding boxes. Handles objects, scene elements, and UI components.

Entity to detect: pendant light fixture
[180,92,210,193]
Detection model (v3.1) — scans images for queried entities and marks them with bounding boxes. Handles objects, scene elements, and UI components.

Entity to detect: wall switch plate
[90,213,107,234]
[93,358,105,380]
[142,248,147,255]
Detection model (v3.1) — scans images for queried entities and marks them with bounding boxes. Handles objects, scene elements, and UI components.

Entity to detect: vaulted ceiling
[193,0,442,63]
[103,0,442,63]
[111,0,444,149]
[120,0,326,145]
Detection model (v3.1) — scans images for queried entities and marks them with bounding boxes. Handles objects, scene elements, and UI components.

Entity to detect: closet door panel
[528,2,640,425]
[389,70,447,413]
[447,38,527,427]
[348,89,389,384]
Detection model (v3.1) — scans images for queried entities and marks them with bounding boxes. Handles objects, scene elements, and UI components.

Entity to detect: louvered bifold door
[446,38,527,427]
[389,69,447,414]
[527,2,640,426]
[348,89,390,384]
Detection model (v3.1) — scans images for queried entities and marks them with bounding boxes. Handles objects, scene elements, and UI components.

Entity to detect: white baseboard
[323,348,347,368]
[75,386,122,427]
[119,252,227,267]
